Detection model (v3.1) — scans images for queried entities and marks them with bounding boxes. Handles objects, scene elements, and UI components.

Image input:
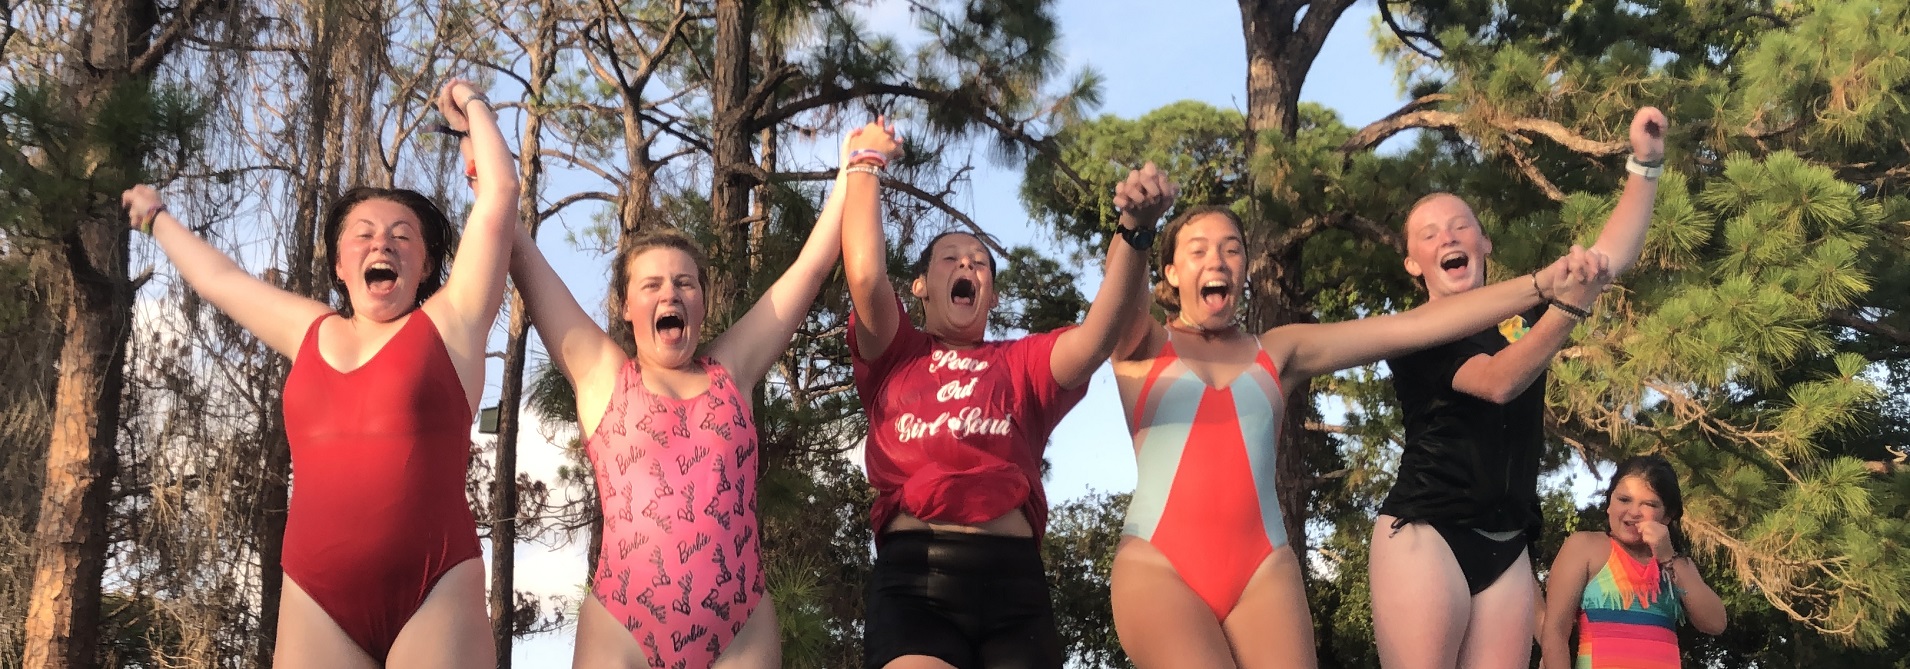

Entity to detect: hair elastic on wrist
[1531,273,1550,302]
[847,149,889,168]
[141,204,167,235]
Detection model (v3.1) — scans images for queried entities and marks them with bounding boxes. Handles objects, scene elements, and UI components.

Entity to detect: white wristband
[1626,155,1663,180]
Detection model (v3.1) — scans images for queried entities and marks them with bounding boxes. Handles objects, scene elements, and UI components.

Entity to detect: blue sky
[494,0,1413,662]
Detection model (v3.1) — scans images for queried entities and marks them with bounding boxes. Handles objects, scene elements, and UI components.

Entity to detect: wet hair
[1604,454,1691,553]
[910,230,999,279]
[1152,205,1245,313]
[322,186,457,318]
[611,227,711,324]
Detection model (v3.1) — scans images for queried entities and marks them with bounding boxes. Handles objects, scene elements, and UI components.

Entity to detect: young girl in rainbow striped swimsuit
[1540,455,1728,668]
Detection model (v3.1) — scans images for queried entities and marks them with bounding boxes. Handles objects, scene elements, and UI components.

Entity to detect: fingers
[1635,106,1667,138]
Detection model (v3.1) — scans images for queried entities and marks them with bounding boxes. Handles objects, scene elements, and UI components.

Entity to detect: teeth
[1203,280,1225,288]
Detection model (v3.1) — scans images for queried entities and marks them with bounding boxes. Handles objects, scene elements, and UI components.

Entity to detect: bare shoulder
[1562,531,1610,567]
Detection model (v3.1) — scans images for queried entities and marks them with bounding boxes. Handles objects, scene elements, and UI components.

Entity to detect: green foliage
[1042,491,1130,668]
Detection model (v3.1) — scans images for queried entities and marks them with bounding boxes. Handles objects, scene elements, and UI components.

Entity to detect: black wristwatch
[1117,224,1156,251]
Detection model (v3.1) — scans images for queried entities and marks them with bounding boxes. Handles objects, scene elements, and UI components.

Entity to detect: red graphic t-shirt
[850,303,1087,539]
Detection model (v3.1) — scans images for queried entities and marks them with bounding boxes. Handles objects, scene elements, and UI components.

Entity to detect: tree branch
[1827,309,1910,346]
[750,80,1093,193]
[539,148,625,185]
[539,191,617,222]
[1377,0,1443,61]
[131,0,212,76]
[1340,94,1628,160]
[1339,94,1453,153]
[766,168,1009,259]
[1504,141,1567,202]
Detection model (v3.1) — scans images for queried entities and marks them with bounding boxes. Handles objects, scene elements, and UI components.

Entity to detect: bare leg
[1370,516,1469,669]
[274,576,378,669]
[1112,537,1238,668]
[713,595,781,669]
[572,592,651,668]
[1454,550,1536,669]
[385,558,496,669]
[1222,546,1317,669]
[882,657,959,669]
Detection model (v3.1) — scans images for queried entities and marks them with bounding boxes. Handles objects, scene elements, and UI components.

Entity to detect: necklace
[1172,311,1239,336]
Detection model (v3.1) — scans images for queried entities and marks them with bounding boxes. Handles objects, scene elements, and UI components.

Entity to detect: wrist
[1548,299,1591,320]
[847,149,889,168]
[1115,222,1155,251]
[140,204,167,236]
[842,164,882,179]
[1531,273,1552,302]
[1626,154,1663,180]
[459,92,490,112]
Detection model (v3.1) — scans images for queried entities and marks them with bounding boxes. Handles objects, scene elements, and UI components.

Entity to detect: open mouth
[655,313,686,342]
[1198,281,1230,310]
[950,278,977,306]
[1438,251,1469,277]
[364,262,399,293]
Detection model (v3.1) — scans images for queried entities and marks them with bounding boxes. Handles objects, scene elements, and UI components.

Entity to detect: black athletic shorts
[863,530,1063,669]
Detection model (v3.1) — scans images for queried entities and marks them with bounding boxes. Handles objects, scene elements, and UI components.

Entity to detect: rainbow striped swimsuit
[1576,538,1682,669]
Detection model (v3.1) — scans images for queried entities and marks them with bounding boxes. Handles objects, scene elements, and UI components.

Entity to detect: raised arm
[1445,245,1611,403]
[840,120,903,360]
[708,136,854,389]
[1539,533,1596,669]
[423,79,520,354]
[122,186,332,359]
[1273,247,1604,383]
[507,225,622,429]
[1111,263,1166,363]
[1589,107,1668,277]
[1054,164,1177,388]
[1642,519,1728,635]
[1668,556,1728,635]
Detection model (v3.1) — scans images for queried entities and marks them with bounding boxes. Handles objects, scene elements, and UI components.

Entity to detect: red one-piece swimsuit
[280,311,483,661]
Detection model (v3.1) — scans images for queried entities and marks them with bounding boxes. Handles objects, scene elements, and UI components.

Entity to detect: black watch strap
[1117,224,1156,251]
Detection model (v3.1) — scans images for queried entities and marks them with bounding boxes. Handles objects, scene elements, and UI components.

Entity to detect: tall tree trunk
[708,0,757,327]
[490,10,557,661]
[23,0,158,666]
[1236,0,1358,569]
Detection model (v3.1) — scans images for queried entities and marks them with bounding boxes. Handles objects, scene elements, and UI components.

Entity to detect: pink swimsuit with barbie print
[586,357,764,669]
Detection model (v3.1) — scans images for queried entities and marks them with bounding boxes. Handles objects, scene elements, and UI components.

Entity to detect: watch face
[1122,225,1154,250]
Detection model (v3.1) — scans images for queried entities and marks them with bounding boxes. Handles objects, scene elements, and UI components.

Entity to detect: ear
[910,276,928,299]
[1164,263,1182,289]
[1403,256,1424,278]
[1482,236,1493,256]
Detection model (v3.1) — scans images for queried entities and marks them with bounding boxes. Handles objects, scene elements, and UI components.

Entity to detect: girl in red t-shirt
[841,120,1175,669]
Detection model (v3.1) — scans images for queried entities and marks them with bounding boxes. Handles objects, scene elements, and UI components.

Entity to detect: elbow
[1460,384,1521,405]
[1696,614,1728,636]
